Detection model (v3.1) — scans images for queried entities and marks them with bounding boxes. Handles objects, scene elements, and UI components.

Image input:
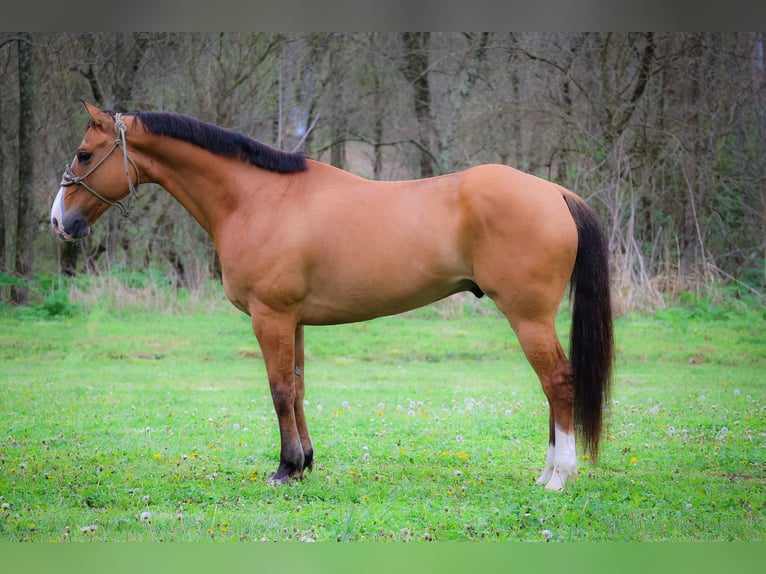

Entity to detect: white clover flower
[140,511,152,521]
[542,529,553,540]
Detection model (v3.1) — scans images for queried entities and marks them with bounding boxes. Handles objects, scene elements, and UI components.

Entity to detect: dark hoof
[268,472,292,486]
[269,462,304,485]
[303,450,314,473]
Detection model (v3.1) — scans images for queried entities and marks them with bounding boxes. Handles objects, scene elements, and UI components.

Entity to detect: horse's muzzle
[51,185,90,241]
[52,216,89,241]
[51,211,89,241]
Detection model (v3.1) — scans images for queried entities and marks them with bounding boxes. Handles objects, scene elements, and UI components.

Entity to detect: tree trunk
[441,32,489,172]
[373,82,384,180]
[401,32,436,178]
[11,33,34,304]
[679,34,707,278]
[0,74,6,274]
[329,42,347,169]
[506,34,523,168]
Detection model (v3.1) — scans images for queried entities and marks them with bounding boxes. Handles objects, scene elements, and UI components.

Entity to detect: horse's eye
[77,151,93,163]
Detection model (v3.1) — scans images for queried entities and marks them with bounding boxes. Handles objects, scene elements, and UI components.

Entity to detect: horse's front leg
[252,312,304,484]
[294,324,314,472]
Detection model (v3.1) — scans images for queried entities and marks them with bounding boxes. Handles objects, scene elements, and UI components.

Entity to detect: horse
[50,101,613,491]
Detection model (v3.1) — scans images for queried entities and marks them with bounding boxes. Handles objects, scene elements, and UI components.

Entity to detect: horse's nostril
[52,217,58,228]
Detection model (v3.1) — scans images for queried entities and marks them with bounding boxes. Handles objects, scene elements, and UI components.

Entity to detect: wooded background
[1,33,764,310]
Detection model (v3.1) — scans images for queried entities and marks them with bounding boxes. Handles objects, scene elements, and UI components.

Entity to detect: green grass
[1,287,764,542]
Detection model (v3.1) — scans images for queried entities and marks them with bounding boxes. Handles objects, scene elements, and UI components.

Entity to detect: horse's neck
[139,140,246,238]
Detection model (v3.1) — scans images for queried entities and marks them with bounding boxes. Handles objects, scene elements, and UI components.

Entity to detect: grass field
[1,283,764,542]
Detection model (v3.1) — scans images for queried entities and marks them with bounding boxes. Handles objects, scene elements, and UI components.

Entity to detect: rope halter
[60,113,140,218]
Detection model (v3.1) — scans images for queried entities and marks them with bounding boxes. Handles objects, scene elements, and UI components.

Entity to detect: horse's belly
[298,274,475,326]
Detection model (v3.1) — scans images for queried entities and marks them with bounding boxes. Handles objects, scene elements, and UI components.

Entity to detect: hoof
[536,466,554,486]
[536,444,555,485]
[543,468,577,491]
[269,462,304,485]
[544,473,566,491]
[303,451,314,473]
[268,473,292,486]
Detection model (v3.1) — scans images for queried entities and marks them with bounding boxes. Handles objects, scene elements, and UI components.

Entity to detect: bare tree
[0,36,9,275]
[401,32,437,178]
[11,33,34,304]
[437,32,491,173]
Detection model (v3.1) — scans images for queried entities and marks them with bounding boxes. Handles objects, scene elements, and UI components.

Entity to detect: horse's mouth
[52,224,78,243]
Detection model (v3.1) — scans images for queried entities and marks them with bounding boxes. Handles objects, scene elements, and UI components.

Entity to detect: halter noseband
[61,113,140,218]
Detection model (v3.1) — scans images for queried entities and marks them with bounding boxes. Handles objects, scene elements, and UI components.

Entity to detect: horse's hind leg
[512,319,577,491]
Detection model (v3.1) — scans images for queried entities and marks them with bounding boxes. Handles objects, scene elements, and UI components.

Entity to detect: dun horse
[51,102,613,491]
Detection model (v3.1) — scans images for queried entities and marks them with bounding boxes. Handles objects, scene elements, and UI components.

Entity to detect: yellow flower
[153,453,162,460]
[630,456,638,464]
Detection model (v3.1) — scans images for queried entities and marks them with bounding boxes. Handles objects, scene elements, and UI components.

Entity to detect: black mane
[132,111,307,173]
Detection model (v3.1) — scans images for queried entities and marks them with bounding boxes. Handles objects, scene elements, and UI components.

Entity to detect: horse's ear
[81,100,108,128]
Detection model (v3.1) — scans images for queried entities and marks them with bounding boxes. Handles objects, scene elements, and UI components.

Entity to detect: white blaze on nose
[51,186,66,233]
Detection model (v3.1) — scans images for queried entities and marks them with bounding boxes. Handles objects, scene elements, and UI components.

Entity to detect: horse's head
[50,101,140,241]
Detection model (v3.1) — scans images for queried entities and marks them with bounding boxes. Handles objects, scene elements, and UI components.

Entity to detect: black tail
[563,194,614,461]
